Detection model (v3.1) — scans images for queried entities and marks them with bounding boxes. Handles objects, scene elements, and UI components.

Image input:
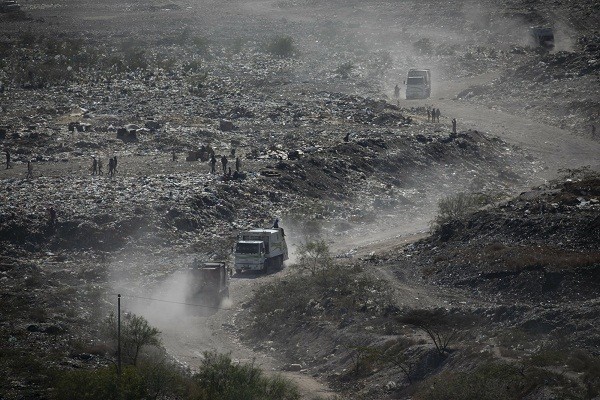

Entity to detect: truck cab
[405,69,431,99]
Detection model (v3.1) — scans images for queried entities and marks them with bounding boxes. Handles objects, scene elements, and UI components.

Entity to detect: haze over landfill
[1,0,599,399]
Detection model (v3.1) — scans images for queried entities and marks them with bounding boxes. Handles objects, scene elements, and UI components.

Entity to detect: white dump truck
[405,69,431,99]
[234,228,288,274]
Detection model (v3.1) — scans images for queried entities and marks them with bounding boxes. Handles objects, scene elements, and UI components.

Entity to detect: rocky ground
[1,0,599,399]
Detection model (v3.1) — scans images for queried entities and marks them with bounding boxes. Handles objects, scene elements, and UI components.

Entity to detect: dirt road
[401,75,600,180]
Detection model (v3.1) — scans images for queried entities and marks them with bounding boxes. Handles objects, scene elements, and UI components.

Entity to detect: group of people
[427,107,441,123]
[210,153,242,176]
[92,156,118,176]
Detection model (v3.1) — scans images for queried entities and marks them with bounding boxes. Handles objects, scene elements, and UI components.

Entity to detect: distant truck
[530,27,554,50]
[234,228,288,274]
[405,69,431,99]
[187,261,230,307]
[0,0,20,12]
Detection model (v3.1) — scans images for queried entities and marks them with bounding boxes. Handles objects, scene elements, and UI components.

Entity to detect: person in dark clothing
[48,206,56,229]
[435,108,441,123]
[273,218,279,229]
[235,156,241,172]
[108,158,114,176]
[5,150,11,169]
[344,132,350,142]
[427,109,431,122]
[210,154,217,174]
[221,155,228,174]
[452,118,457,134]
[26,160,33,179]
[92,157,98,175]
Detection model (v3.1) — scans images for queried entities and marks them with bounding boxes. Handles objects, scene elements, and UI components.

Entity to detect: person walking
[108,158,114,177]
[427,109,431,122]
[435,108,441,123]
[97,159,103,175]
[112,156,118,174]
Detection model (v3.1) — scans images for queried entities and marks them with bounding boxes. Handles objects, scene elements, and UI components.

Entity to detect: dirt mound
[408,171,600,305]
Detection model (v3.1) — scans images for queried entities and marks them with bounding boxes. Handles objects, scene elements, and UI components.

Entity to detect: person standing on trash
[436,108,441,123]
[235,156,241,172]
[452,118,457,134]
[5,150,11,169]
[47,206,56,230]
[210,154,217,174]
[92,157,98,175]
[273,218,279,229]
[172,149,177,162]
[26,160,33,179]
[98,159,103,175]
[427,108,431,122]
[108,157,114,177]
[394,84,400,105]
[221,155,228,174]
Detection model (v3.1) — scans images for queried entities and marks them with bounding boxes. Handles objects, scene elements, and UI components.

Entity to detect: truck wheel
[235,269,241,275]
[262,261,269,274]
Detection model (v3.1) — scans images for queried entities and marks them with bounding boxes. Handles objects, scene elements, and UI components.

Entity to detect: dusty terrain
[1,0,599,399]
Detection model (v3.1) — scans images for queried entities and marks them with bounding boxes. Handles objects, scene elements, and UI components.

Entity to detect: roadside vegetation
[54,313,301,400]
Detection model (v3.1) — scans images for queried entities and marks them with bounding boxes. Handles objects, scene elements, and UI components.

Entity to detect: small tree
[398,309,458,357]
[104,313,162,366]
[380,340,417,384]
[297,240,333,276]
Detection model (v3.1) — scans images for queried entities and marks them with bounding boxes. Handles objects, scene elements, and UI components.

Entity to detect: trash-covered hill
[242,170,600,400]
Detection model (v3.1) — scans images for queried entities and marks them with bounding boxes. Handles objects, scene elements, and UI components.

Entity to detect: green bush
[296,239,333,276]
[266,36,298,58]
[54,352,300,400]
[103,313,161,366]
[335,62,354,79]
[413,38,432,54]
[431,192,494,230]
[54,366,144,400]
[416,362,527,400]
[193,352,300,400]
[250,264,392,335]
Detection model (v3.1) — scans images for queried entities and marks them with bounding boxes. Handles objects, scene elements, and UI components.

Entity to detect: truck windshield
[407,77,424,85]
[236,243,260,254]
